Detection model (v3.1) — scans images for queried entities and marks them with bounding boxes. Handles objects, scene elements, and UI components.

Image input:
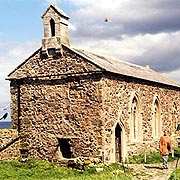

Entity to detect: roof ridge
[7,44,180,88]
[68,46,180,88]
[73,47,151,70]
[42,4,69,19]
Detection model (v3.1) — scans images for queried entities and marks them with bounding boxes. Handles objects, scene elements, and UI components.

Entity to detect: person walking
[159,130,172,169]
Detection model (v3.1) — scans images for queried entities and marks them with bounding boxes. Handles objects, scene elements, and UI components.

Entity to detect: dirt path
[127,161,178,180]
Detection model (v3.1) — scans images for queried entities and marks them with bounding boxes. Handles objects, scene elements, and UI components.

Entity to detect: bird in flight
[0,113,8,120]
[104,18,111,23]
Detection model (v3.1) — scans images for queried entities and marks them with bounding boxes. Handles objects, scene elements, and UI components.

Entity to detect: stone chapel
[7,4,180,164]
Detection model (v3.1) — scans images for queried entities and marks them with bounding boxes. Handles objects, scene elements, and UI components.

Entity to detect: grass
[169,167,180,180]
[127,150,180,180]
[1,151,179,180]
[128,151,177,164]
[0,158,132,180]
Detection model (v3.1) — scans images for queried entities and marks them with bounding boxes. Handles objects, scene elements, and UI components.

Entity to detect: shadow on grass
[144,165,163,170]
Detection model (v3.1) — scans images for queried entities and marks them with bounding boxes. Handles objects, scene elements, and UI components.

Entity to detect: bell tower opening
[50,18,55,37]
[41,4,70,57]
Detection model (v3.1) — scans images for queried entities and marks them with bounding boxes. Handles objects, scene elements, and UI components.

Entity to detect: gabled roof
[42,4,69,19]
[71,47,180,88]
[7,48,41,78]
[7,45,180,88]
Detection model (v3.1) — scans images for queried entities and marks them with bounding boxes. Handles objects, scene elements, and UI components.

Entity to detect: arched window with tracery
[152,97,161,138]
[130,93,141,141]
[50,18,55,37]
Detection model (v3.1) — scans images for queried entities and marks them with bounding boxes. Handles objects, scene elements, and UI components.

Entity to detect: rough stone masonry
[6,4,180,165]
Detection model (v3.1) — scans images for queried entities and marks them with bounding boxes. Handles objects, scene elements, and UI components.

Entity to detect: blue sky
[0,1,43,42]
[0,0,77,42]
[0,0,46,121]
[1,0,180,121]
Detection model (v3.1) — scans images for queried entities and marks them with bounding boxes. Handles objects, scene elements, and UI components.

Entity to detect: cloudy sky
[1,0,180,121]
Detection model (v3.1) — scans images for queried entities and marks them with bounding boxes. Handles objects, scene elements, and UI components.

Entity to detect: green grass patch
[173,147,180,157]
[128,151,177,164]
[0,158,132,180]
[169,167,180,180]
[169,147,180,180]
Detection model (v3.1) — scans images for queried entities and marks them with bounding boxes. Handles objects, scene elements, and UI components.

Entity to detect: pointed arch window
[172,102,178,134]
[50,18,55,37]
[130,93,141,141]
[152,97,161,137]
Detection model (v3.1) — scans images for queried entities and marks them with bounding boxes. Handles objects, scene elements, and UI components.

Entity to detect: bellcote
[41,4,70,56]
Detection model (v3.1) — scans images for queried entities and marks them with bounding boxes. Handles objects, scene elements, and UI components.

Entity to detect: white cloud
[164,68,180,84]
[0,81,10,104]
[0,40,40,106]
[45,0,61,5]
[0,40,40,72]
[71,31,180,74]
[67,0,180,37]
[69,23,77,31]
[67,0,128,8]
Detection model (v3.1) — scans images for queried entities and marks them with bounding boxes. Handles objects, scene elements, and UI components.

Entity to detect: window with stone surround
[50,18,55,37]
[171,102,178,134]
[130,93,142,141]
[152,96,161,138]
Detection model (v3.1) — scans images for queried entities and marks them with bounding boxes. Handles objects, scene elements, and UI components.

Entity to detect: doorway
[58,138,72,158]
[115,123,122,162]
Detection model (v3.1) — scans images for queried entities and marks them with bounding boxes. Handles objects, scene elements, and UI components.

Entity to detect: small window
[131,97,138,139]
[50,19,55,37]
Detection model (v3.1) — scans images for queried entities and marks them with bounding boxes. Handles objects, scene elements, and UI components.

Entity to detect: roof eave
[41,4,70,19]
[105,71,180,89]
[7,47,42,79]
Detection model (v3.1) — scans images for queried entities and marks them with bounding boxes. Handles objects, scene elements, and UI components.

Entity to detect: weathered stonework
[17,74,103,162]
[42,4,70,54]
[7,4,180,165]
[9,58,180,164]
[0,129,20,160]
[100,74,180,163]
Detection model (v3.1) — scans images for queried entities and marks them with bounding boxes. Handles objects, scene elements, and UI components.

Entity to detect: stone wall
[101,74,180,163]
[15,74,103,162]
[10,80,19,130]
[8,46,180,165]
[8,46,101,80]
[9,46,104,162]
[10,71,180,164]
[0,129,20,160]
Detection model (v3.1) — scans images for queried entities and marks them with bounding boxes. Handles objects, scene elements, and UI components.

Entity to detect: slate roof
[7,44,180,88]
[71,47,180,88]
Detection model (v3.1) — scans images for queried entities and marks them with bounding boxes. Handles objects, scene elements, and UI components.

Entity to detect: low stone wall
[0,129,20,160]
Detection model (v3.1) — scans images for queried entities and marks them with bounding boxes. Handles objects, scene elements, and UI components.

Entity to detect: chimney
[41,4,70,56]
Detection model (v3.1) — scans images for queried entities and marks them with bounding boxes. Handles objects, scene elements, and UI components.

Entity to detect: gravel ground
[126,161,178,180]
